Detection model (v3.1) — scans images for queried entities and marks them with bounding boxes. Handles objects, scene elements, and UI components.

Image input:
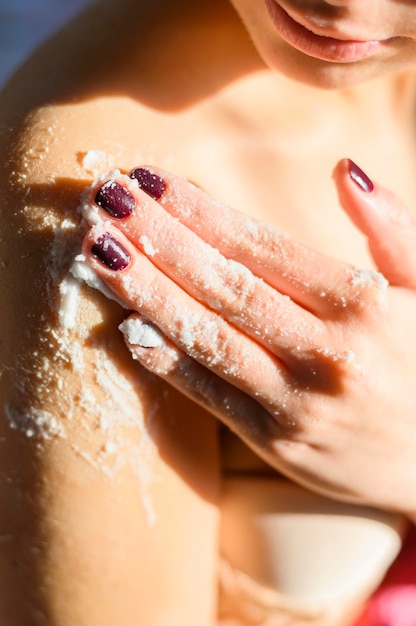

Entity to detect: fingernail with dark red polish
[348,160,374,193]
[91,233,131,271]
[95,181,136,218]
[130,168,166,200]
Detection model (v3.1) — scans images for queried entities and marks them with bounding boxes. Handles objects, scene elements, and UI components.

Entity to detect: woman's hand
[80,160,416,516]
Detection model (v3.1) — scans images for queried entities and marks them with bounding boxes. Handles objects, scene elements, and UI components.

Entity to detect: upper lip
[277,1,382,42]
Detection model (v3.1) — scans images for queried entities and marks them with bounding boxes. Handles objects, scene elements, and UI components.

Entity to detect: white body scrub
[119,317,164,349]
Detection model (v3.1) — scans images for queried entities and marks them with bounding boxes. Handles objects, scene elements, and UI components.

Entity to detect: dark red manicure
[91,233,131,271]
[130,168,166,200]
[348,160,374,193]
[95,181,135,218]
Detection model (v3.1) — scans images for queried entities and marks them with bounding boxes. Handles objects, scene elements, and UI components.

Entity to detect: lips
[265,0,384,63]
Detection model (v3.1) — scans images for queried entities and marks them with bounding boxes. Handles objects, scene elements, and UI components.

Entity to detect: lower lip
[265,0,383,63]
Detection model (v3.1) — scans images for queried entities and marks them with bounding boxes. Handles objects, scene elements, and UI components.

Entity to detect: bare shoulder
[0,28,219,504]
[0,0,223,447]
[0,10,220,623]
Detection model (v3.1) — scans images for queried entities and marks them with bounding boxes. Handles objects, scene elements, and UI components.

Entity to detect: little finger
[82,225,293,422]
[119,313,284,450]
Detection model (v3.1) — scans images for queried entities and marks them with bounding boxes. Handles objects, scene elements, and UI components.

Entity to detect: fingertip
[332,158,389,236]
[82,223,134,273]
[129,166,167,201]
[331,158,350,184]
[332,158,374,196]
[333,158,413,231]
[119,314,182,375]
[346,159,375,194]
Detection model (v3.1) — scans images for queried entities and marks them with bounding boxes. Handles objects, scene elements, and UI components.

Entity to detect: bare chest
[172,130,416,271]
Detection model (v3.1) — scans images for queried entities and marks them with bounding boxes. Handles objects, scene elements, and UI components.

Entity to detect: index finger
[132,166,382,316]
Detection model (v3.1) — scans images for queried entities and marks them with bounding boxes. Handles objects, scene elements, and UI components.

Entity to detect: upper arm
[0,102,220,625]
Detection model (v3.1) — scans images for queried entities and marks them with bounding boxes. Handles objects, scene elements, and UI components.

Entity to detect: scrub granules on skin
[6,404,66,441]
[7,170,160,525]
[81,150,115,177]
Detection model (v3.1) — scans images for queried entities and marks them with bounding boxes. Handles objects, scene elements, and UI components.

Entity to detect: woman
[1,0,416,623]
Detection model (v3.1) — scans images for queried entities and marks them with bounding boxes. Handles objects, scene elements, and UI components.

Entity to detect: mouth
[264,0,386,63]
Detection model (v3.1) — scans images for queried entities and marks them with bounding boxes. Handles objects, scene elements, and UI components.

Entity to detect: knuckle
[325,267,389,321]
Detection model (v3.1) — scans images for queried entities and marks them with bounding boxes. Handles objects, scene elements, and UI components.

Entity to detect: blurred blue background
[0,0,92,88]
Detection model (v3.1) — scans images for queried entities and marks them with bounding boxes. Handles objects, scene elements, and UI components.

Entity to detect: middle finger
[82,174,328,361]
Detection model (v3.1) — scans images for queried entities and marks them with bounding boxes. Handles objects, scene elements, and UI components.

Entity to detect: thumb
[333,159,416,288]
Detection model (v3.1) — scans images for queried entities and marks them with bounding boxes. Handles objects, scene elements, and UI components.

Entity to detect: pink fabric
[354,526,416,626]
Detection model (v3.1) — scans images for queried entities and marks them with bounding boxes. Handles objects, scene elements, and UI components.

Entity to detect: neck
[336,70,416,122]
[216,65,416,138]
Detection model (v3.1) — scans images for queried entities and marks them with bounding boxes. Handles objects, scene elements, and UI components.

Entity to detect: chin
[260,45,396,90]
[284,63,380,91]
